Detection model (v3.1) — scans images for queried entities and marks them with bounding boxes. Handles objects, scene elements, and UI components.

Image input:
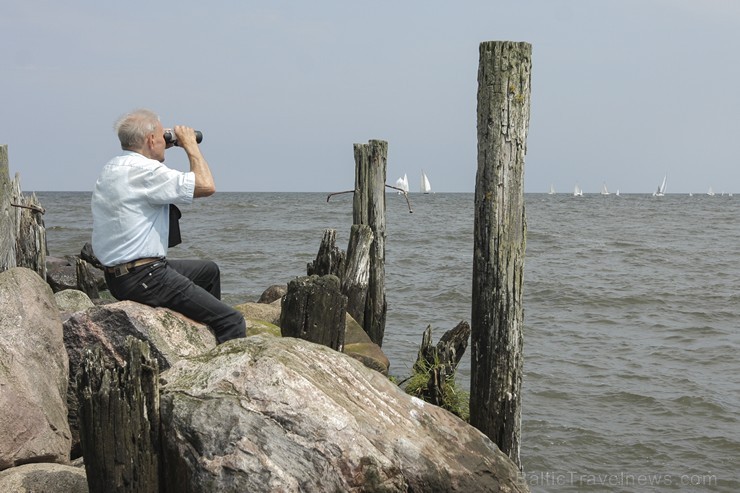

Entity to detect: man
[91,108,246,344]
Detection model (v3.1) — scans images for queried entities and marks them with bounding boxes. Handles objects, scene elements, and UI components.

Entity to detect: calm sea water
[36,191,739,492]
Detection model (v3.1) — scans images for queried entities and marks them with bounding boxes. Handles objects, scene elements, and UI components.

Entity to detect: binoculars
[164,129,203,146]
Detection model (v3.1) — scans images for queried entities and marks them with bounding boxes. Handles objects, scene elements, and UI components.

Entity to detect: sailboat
[601,182,610,195]
[573,184,583,197]
[548,184,556,195]
[653,175,667,197]
[707,186,715,196]
[394,173,409,193]
[420,170,432,194]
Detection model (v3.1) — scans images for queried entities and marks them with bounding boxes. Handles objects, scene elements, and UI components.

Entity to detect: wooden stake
[470,41,531,469]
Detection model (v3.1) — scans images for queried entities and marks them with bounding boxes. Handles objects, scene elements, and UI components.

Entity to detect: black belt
[104,257,163,277]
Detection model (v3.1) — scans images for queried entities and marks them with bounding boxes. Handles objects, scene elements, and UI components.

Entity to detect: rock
[158,336,528,492]
[246,318,281,337]
[46,256,78,293]
[45,255,106,295]
[344,313,390,375]
[54,289,94,318]
[0,463,88,493]
[63,300,217,458]
[64,300,217,373]
[0,267,71,471]
[257,283,287,304]
[234,300,281,325]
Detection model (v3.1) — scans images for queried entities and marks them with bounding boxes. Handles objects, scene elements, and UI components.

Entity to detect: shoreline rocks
[0,265,529,492]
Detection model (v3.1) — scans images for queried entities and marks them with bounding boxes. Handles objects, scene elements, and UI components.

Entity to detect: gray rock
[235,300,281,326]
[45,255,106,295]
[45,256,78,293]
[344,313,390,375]
[257,283,287,304]
[159,336,527,492]
[0,267,71,471]
[54,289,94,316]
[0,463,88,493]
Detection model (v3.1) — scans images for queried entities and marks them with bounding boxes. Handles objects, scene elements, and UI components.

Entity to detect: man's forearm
[188,149,216,197]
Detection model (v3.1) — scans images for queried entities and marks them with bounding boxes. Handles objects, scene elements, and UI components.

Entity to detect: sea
[35,191,739,492]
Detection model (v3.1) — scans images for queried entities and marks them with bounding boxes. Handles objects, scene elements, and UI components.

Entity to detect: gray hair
[114,109,160,150]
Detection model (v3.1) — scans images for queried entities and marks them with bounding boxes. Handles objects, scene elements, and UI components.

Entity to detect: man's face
[146,121,167,162]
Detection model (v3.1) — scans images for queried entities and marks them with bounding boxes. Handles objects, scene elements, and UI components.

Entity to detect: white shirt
[91,151,195,266]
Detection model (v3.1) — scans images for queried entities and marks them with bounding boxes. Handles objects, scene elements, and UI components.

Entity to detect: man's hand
[173,125,199,151]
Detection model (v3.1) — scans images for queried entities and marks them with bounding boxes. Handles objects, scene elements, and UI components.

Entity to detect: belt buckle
[114,265,129,277]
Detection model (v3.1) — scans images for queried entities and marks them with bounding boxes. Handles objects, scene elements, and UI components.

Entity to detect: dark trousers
[104,258,246,344]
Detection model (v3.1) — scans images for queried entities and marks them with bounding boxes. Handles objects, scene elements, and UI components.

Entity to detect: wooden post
[0,144,47,278]
[342,224,373,327]
[412,321,471,408]
[352,140,387,347]
[76,258,100,299]
[280,275,347,351]
[0,145,16,272]
[77,337,161,493]
[470,41,530,469]
[307,229,346,278]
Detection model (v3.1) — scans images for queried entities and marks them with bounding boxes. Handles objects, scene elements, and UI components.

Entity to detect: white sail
[707,186,715,196]
[395,173,409,193]
[421,170,432,194]
[573,184,583,197]
[548,184,556,195]
[601,182,610,195]
[653,174,667,196]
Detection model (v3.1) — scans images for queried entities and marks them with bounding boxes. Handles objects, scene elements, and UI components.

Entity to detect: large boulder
[0,463,88,493]
[158,336,527,492]
[0,267,71,470]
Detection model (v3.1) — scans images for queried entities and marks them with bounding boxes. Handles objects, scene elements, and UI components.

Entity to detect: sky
[2,0,740,194]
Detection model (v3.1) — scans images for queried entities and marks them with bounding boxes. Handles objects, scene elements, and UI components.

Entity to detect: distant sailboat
[548,184,556,195]
[395,173,409,193]
[653,174,667,197]
[601,182,610,196]
[420,170,432,194]
[707,186,715,196]
[616,189,620,197]
[573,184,583,197]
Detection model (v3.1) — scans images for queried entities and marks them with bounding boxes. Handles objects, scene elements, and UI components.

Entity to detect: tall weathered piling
[0,144,47,278]
[352,140,387,347]
[0,145,14,271]
[470,41,531,468]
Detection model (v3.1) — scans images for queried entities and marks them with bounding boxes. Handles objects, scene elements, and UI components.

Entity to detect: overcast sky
[2,1,739,194]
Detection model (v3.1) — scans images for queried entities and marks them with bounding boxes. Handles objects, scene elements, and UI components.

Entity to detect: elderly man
[91,108,245,344]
